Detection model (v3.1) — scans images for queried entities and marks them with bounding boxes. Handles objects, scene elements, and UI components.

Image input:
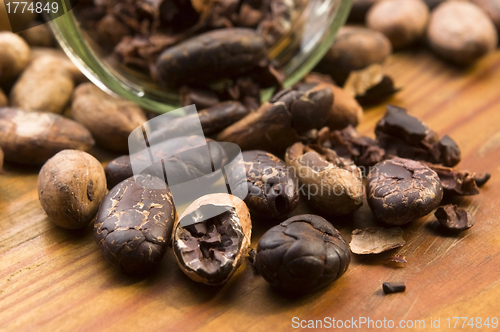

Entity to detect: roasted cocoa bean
[315,26,392,85]
[94,174,176,274]
[156,28,268,88]
[254,214,350,294]
[0,107,94,165]
[38,150,107,229]
[240,150,299,220]
[299,76,364,130]
[104,155,133,190]
[367,157,443,225]
[427,1,498,65]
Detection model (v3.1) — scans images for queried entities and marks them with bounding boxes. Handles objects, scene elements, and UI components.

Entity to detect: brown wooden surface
[1,49,500,332]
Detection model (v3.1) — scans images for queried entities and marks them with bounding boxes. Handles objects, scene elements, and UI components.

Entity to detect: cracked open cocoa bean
[285,142,363,215]
[254,214,350,294]
[156,28,268,88]
[240,150,299,220]
[367,157,443,225]
[217,85,333,153]
[94,174,176,274]
[172,194,252,286]
[375,105,460,166]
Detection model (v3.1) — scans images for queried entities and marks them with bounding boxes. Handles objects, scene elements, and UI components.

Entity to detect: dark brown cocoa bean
[104,155,133,190]
[94,174,176,275]
[241,150,299,220]
[104,136,226,188]
[367,158,443,225]
[179,86,220,109]
[156,28,268,88]
[254,214,351,294]
[217,86,333,153]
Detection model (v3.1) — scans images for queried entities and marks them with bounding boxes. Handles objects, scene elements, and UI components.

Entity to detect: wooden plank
[1,49,500,331]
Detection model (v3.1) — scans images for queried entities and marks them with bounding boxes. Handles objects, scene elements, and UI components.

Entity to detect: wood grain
[1,49,500,332]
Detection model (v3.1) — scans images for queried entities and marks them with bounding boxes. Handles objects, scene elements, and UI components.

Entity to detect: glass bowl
[49,0,352,113]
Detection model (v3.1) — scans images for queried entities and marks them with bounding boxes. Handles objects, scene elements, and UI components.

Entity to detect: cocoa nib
[426,164,481,196]
[317,126,385,167]
[435,205,475,231]
[383,282,406,294]
[375,105,461,166]
[343,64,400,106]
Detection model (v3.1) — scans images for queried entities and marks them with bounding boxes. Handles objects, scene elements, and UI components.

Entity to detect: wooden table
[1,49,500,332]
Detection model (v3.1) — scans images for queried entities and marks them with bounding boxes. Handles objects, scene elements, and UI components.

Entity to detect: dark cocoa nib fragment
[367,158,443,225]
[254,214,351,294]
[375,105,461,166]
[318,126,385,167]
[475,173,491,187]
[382,282,406,294]
[355,75,400,106]
[426,164,480,196]
[156,28,269,88]
[94,174,176,275]
[435,205,475,231]
[241,151,299,220]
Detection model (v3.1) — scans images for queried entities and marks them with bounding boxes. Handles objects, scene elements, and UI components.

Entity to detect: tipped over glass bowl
[49,0,352,113]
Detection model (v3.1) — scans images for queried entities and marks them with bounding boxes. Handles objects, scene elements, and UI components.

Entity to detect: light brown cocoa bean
[427,1,498,65]
[367,0,429,49]
[71,83,147,152]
